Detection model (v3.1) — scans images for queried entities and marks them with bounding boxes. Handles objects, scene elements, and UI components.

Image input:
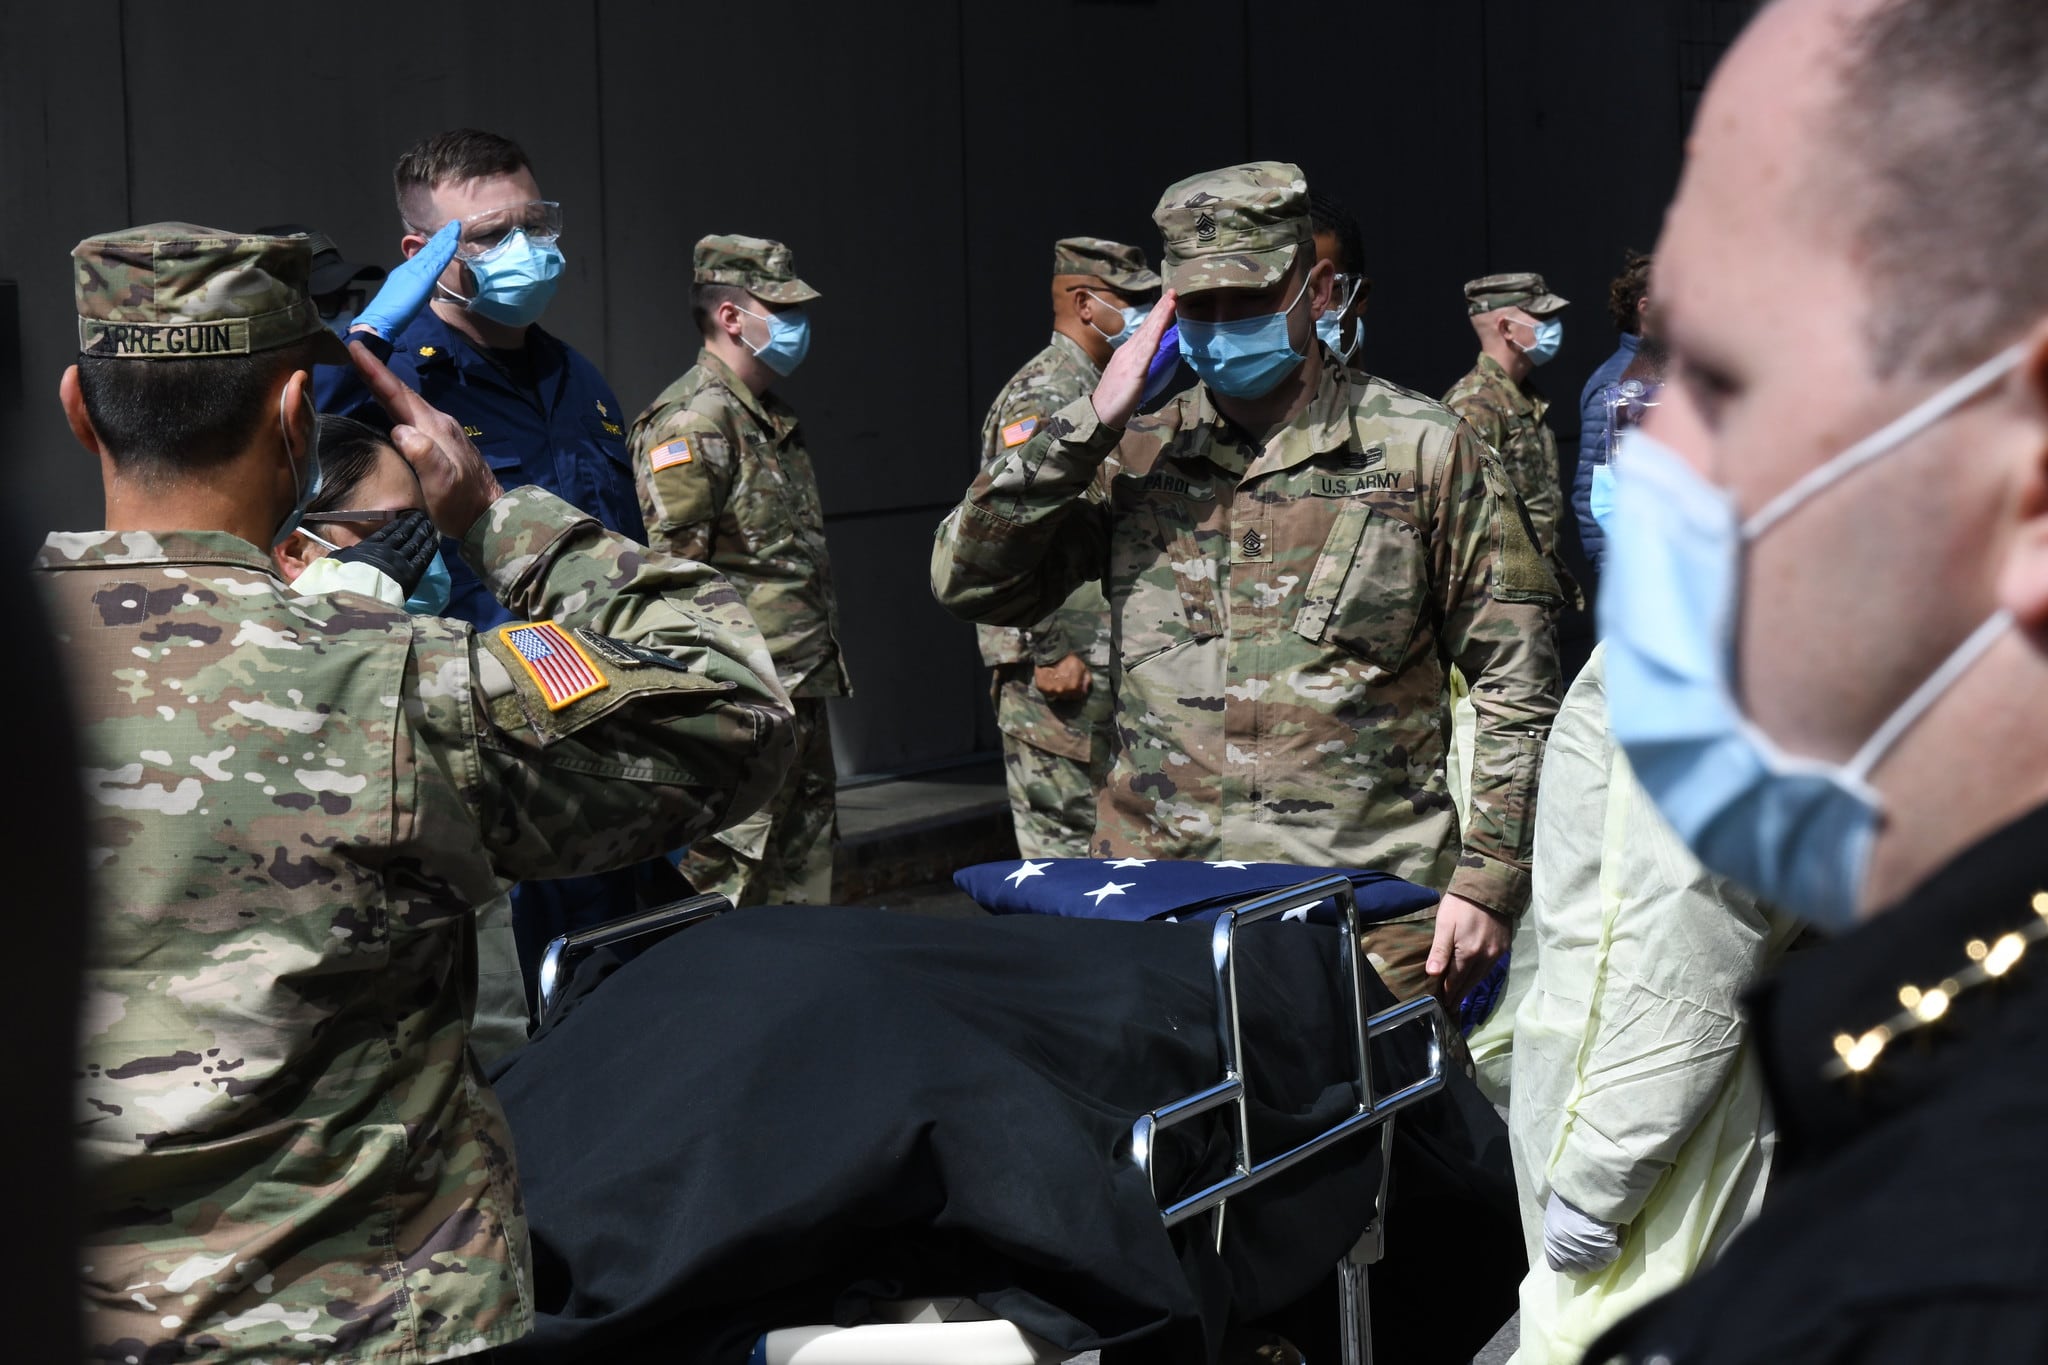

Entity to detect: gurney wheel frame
[1126,874,1449,1365]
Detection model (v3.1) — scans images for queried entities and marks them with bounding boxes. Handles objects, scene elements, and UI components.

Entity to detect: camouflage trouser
[991,661,1116,860]
[684,696,837,906]
[1361,913,1475,1071]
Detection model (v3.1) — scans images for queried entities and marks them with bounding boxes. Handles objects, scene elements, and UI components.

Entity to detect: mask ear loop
[734,304,776,358]
[1844,608,2012,783]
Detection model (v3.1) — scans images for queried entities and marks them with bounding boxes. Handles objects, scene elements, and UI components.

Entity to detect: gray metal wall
[0,0,1700,778]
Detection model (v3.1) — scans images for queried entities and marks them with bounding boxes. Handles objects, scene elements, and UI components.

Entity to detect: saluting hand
[347,338,506,539]
[1090,289,1178,431]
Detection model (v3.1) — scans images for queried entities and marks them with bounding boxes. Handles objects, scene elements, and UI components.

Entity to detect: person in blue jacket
[1571,251,1650,572]
[324,127,684,1011]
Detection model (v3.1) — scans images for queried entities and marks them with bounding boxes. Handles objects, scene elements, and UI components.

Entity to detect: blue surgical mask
[463,228,564,328]
[272,390,322,547]
[1084,292,1151,349]
[405,549,453,616]
[1518,317,1563,366]
[740,305,811,377]
[1588,462,1618,533]
[1600,343,2025,929]
[1177,271,1312,399]
[1315,275,1364,363]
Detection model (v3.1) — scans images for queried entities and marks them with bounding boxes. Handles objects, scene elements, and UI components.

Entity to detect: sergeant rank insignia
[499,620,609,710]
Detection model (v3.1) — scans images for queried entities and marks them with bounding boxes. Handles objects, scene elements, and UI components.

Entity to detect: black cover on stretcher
[490,906,1521,1364]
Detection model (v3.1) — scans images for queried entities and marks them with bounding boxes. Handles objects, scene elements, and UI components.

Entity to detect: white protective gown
[1507,646,1801,1364]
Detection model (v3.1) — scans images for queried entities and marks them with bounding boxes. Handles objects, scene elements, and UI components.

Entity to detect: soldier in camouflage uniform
[53,223,793,1363]
[629,234,848,907]
[978,237,1160,857]
[933,164,1562,1004]
[1444,272,1572,562]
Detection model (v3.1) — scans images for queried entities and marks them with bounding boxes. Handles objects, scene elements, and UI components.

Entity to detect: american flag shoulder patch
[498,620,609,711]
[1000,416,1040,448]
[649,437,694,470]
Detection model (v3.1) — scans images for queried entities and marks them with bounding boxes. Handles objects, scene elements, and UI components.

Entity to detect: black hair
[1309,189,1366,279]
[76,343,309,483]
[690,282,752,339]
[308,414,397,514]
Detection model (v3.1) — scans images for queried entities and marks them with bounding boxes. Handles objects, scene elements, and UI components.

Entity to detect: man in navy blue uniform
[325,127,677,1007]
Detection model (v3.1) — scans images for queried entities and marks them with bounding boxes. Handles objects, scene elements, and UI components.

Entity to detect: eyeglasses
[301,508,413,526]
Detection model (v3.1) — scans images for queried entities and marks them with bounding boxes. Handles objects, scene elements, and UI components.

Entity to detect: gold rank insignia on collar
[1825,889,2048,1079]
[596,399,609,416]
[418,345,438,357]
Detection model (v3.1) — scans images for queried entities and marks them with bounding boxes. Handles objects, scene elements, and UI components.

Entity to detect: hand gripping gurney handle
[1126,873,1449,1365]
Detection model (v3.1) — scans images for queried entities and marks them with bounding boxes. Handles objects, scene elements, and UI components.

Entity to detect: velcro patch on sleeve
[650,437,694,470]
[1001,416,1041,448]
[498,620,610,710]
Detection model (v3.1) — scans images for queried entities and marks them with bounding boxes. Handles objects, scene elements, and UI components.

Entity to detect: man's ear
[59,365,103,457]
[1306,257,1336,315]
[1997,325,2048,633]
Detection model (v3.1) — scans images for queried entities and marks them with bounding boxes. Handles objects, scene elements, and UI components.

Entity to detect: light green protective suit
[1506,646,1802,1364]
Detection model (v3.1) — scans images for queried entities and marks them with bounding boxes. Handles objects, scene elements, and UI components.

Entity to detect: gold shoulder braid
[1824,890,2048,1079]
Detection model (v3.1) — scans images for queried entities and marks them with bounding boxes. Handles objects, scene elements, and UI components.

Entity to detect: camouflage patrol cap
[693,234,821,305]
[1051,237,1162,296]
[1153,161,1312,293]
[73,223,350,363]
[1463,272,1569,317]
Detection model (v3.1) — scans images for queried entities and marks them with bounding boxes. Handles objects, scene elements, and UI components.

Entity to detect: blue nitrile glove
[349,220,462,340]
[1140,323,1181,406]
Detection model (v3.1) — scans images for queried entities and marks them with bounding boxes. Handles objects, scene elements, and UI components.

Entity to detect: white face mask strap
[734,304,773,356]
[1845,608,2014,780]
[1745,342,2029,539]
[278,389,304,504]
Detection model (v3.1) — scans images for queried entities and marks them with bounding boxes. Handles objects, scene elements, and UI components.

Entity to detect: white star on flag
[1107,857,1153,870]
[1005,860,1051,886]
[1209,860,1251,870]
[1085,880,1135,905]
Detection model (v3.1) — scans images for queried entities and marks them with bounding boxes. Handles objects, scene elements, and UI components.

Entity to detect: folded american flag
[953,857,1438,927]
[953,857,1508,1033]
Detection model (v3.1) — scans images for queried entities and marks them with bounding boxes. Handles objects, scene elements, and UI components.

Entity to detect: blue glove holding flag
[349,220,462,341]
[1140,323,1182,408]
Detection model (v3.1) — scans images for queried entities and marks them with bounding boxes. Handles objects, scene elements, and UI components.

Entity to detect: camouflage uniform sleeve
[631,405,737,562]
[1445,383,1512,456]
[1429,423,1562,917]
[932,393,1116,628]
[424,486,794,882]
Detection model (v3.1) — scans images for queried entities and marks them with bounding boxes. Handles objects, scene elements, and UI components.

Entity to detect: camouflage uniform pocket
[1295,502,1426,675]
[1109,483,1221,669]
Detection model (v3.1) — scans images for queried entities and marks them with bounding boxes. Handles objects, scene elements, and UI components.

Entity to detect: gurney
[518,874,1456,1365]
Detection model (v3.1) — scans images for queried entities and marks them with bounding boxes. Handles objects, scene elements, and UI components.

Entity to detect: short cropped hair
[1606,250,1652,334]
[393,128,531,230]
[76,342,312,485]
[691,282,751,339]
[1834,0,2048,376]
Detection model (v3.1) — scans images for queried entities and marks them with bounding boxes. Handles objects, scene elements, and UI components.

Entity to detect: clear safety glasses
[410,201,563,260]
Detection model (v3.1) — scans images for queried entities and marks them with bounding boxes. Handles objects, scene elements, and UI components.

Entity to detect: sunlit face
[1643,0,2017,761]
[402,167,550,301]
